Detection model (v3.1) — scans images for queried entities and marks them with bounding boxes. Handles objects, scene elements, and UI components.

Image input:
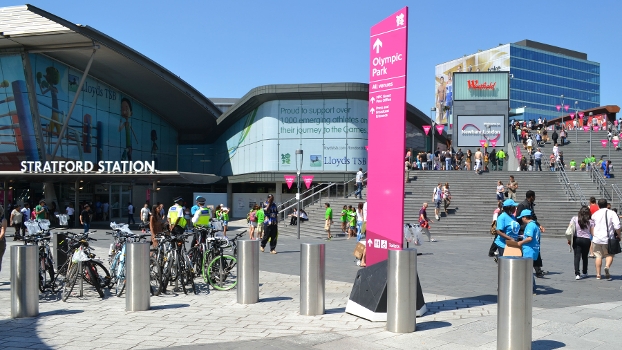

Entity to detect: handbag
[565,217,576,242]
[490,220,497,235]
[606,211,622,255]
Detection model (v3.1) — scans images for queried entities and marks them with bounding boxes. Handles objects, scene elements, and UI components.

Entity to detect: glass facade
[509,44,600,121]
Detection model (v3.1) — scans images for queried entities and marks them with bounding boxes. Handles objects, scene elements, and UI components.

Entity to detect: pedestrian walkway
[1,229,622,349]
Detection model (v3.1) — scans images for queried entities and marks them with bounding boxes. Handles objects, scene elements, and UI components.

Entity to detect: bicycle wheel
[202,250,215,283]
[39,257,47,293]
[89,261,111,289]
[149,256,161,296]
[207,255,237,291]
[62,262,79,302]
[86,262,105,299]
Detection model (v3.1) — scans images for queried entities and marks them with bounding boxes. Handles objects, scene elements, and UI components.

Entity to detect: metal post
[300,243,325,316]
[126,242,150,311]
[11,245,39,318]
[237,239,259,304]
[295,149,303,240]
[497,256,533,350]
[589,112,593,157]
[75,180,80,228]
[387,249,417,333]
[78,260,83,297]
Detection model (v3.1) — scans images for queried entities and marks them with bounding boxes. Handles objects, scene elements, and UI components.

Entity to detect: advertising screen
[453,72,509,101]
[456,115,506,147]
[435,44,510,125]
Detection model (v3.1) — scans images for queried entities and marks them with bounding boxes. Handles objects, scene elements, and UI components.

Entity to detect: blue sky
[13,0,622,112]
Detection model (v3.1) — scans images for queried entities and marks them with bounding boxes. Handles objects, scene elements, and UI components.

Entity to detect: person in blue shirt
[190,196,206,216]
[517,209,541,294]
[494,199,520,256]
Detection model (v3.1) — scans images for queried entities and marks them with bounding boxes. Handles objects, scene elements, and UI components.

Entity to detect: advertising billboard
[0,53,178,171]
[453,72,509,101]
[456,115,506,147]
[435,44,510,125]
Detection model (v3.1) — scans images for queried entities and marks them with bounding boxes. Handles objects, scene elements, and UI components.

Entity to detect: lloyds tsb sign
[20,160,156,174]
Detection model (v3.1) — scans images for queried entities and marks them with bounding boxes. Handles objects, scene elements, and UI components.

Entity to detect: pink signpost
[366,6,408,266]
[302,175,314,189]
[284,175,295,189]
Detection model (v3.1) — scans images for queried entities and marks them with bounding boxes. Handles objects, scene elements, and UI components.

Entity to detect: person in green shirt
[496,149,506,171]
[348,205,357,239]
[570,159,577,171]
[35,199,47,220]
[324,203,333,240]
[256,207,265,240]
[340,205,347,234]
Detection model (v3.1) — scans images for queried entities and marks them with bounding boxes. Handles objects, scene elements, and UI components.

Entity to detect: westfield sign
[467,80,496,90]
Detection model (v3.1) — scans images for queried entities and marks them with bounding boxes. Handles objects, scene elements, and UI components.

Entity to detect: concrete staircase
[278,170,583,238]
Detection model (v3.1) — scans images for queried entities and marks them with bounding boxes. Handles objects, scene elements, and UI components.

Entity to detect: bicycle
[204,231,245,291]
[62,232,110,301]
[158,232,199,295]
[107,222,150,297]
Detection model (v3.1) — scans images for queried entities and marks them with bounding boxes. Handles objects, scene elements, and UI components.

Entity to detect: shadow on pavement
[39,309,83,317]
[416,320,452,331]
[325,307,345,314]
[260,296,293,303]
[151,303,190,310]
[533,339,565,349]
[535,285,562,295]
[425,294,497,312]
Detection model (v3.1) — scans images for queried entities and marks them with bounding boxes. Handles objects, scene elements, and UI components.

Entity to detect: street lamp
[430,107,436,155]
[295,149,303,240]
[573,101,580,143]
[589,112,593,157]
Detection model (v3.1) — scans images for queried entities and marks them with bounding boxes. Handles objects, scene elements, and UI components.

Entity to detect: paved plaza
[1,220,622,349]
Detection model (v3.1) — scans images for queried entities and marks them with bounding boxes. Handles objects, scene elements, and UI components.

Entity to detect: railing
[612,184,622,210]
[574,183,588,206]
[277,182,328,213]
[588,161,611,200]
[555,160,576,202]
[343,171,367,198]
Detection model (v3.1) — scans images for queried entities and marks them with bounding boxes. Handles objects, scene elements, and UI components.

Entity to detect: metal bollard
[52,232,68,271]
[11,245,39,318]
[387,248,417,333]
[126,242,150,311]
[497,256,533,350]
[300,243,325,316]
[237,239,259,304]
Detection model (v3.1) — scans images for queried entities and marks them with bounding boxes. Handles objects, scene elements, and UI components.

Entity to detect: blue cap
[195,196,206,203]
[502,199,517,207]
[516,209,533,219]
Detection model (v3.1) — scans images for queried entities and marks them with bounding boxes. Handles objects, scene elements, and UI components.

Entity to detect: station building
[0,4,446,219]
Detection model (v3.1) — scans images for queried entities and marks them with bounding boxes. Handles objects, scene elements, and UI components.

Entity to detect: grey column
[387,248,417,333]
[497,256,533,350]
[237,239,259,304]
[300,243,325,316]
[11,245,39,318]
[126,242,150,311]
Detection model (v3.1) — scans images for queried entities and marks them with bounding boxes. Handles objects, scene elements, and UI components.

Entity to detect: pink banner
[594,126,600,131]
[579,112,584,118]
[556,105,561,111]
[614,139,620,148]
[479,139,486,147]
[583,126,590,132]
[436,124,444,135]
[284,175,295,189]
[564,105,569,111]
[570,113,575,119]
[601,140,608,148]
[367,7,408,266]
[516,147,522,158]
[302,175,314,190]
[422,125,431,135]
[490,140,497,148]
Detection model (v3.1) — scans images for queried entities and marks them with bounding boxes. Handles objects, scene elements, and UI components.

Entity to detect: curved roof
[0,4,221,137]
[212,82,448,143]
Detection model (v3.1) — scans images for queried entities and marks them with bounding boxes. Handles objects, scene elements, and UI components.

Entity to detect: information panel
[367,7,408,266]
[456,115,506,147]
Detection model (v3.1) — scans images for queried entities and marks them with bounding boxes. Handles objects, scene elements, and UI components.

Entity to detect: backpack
[249,210,257,222]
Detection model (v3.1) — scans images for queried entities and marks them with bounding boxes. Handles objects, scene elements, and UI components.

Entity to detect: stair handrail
[276,182,330,212]
[588,160,611,200]
[344,171,367,198]
[555,159,575,201]
[612,184,622,210]
[278,182,338,224]
[573,183,588,206]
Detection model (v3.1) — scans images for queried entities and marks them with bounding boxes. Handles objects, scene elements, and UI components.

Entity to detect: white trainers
[575,275,581,280]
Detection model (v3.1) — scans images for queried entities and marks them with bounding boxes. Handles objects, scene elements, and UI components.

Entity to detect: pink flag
[579,112,584,118]
[613,139,620,148]
[570,113,575,119]
[284,175,296,189]
[601,140,608,148]
[479,139,486,147]
[516,147,522,158]
[564,105,569,111]
[490,140,497,147]
[436,125,444,135]
[556,105,561,111]
[423,125,431,135]
[302,175,314,189]
[594,126,600,131]
[583,126,590,132]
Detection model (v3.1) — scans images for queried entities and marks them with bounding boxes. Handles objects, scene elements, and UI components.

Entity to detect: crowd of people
[405,147,507,174]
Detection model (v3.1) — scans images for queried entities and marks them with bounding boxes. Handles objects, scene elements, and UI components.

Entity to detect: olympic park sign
[20,160,157,174]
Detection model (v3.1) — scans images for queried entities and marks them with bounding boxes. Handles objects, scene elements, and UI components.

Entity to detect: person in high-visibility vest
[191,198,211,227]
[167,196,187,235]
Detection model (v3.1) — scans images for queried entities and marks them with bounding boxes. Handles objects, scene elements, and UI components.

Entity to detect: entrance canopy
[0,171,222,184]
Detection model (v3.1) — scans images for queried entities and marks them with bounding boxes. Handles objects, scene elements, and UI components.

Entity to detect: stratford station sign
[20,160,157,174]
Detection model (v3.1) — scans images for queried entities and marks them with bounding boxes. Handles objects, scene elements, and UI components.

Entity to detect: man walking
[507,176,518,201]
[354,168,364,199]
[140,203,150,226]
[433,183,443,220]
[127,202,136,225]
[324,203,333,241]
[80,204,91,234]
[260,194,279,254]
[474,148,483,174]
[516,190,547,278]
[496,148,506,171]
[534,148,543,171]
[591,198,620,280]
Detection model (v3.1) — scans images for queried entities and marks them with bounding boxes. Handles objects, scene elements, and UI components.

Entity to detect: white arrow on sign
[373,38,382,54]
[370,97,375,103]
[367,239,373,247]
[370,107,375,114]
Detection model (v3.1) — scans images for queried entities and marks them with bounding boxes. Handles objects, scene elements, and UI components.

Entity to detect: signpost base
[345,260,426,321]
